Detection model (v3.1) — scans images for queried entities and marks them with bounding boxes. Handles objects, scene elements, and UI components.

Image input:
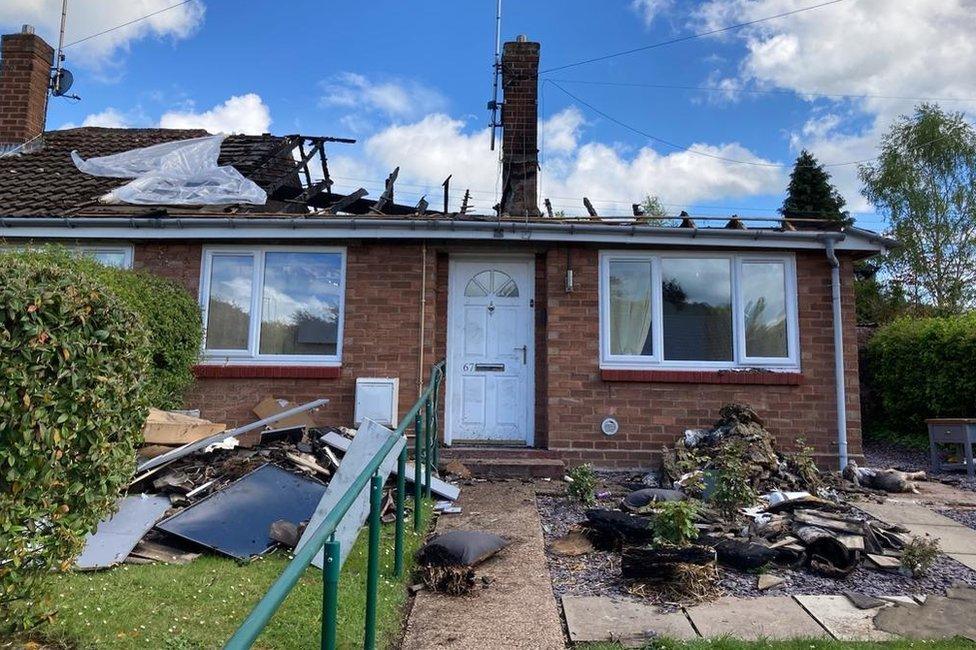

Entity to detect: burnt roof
[0,127,308,216]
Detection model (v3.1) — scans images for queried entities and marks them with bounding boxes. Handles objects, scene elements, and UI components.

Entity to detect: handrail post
[424,396,433,500]
[364,473,383,650]
[413,411,423,532]
[321,536,340,650]
[394,446,406,577]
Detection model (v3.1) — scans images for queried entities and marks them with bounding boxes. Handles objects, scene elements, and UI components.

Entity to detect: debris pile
[553,403,948,604]
[75,397,460,570]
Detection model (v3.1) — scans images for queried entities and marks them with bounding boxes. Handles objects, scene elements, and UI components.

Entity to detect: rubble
[76,399,461,570]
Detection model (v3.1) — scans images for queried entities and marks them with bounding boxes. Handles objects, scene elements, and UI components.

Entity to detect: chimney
[499,35,541,217]
[0,25,55,147]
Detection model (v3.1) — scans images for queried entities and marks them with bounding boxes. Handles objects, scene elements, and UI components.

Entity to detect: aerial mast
[488,0,502,150]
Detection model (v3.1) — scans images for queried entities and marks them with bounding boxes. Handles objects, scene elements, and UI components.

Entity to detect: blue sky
[4,0,976,228]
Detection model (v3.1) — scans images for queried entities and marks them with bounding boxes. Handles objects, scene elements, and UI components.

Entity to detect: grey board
[300,419,406,569]
[321,431,460,501]
[156,464,326,560]
[76,494,172,569]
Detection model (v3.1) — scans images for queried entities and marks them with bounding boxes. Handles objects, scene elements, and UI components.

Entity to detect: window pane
[608,261,653,356]
[205,255,253,350]
[662,258,732,361]
[743,262,789,358]
[259,252,342,356]
[84,250,127,268]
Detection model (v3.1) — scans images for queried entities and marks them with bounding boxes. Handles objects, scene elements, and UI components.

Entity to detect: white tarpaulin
[71,135,268,206]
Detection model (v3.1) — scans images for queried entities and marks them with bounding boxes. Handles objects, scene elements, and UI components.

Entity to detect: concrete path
[855,500,976,570]
[401,481,564,650]
[561,594,922,645]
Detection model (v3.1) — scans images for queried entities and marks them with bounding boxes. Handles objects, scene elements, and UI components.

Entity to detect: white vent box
[354,377,400,426]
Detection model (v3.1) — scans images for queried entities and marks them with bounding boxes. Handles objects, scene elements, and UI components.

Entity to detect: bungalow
[0,27,892,470]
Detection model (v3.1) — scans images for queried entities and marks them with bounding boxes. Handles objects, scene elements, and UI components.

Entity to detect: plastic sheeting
[71,135,268,206]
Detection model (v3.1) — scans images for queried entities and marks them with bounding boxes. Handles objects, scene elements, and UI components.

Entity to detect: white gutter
[821,234,849,470]
[0,216,889,253]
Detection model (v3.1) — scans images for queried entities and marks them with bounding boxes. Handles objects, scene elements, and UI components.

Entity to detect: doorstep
[440,447,565,479]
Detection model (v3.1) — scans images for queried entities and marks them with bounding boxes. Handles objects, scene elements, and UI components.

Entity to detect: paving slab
[875,590,976,640]
[901,524,976,555]
[794,595,903,641]
[562,596,699,646]
[686,596,828,640]
[855,502,964,527]
[948,553,976,570]
[401,481,564,650]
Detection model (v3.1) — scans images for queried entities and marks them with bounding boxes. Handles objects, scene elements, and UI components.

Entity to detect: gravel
[537,488,976,606]
[935,508,976,531]
[864,439,976,492]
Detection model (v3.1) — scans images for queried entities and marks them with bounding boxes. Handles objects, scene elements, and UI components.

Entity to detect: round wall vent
[601,417,619,436]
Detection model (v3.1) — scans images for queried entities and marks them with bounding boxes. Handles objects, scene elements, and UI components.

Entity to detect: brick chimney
[0,25,54,147]
[499,35,541,217]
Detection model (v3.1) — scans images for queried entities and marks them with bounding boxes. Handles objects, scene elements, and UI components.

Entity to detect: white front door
[447,257,534,445]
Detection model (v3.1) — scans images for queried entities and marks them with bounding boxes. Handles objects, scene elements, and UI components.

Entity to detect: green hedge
[2,248,203,408]
[89,265,202,408]
[0,253,151,629]
[865,313,976,441]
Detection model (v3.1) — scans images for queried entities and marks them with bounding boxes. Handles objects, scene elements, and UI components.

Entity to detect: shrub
[0,252,151,629]
[5,248,202,408]
[710,442,758,520]
[566,464,597,506]
[901,535,940,577]
[865,314,976,442]
[91,265,202,408]
[652,500,700,547]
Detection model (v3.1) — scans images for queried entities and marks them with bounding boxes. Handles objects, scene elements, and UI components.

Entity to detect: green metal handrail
[225,360,446,650]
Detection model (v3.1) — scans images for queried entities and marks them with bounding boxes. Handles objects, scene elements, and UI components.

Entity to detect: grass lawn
[581,639,974,649]
[34,504,432,649]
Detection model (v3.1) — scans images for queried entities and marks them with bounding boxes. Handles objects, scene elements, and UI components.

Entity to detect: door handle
[516,345,527,364]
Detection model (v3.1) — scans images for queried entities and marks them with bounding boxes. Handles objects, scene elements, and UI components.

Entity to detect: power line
[548,81,967,170]
[547,78,976,105]
[64,0,195,48]
[540,0,851,75]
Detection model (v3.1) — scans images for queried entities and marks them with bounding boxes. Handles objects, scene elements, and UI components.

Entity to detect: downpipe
[822,235,849,470]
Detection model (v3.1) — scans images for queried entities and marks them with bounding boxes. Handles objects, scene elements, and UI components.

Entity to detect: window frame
[1,241,133,268]
[199,245,347,366]
[599,250,800,371]
[75,244,134,269]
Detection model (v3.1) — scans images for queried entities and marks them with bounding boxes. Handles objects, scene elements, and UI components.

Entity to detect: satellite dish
[51,68,73,96]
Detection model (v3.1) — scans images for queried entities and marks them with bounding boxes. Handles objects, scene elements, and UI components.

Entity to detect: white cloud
[60,107,131,129]
[0,0,205,71]
[693,0,976,217]
[542,107,585,154]
[631,0,673,26]
[158,93,271,134]
[320,72,446,120]
[328,109,781,216]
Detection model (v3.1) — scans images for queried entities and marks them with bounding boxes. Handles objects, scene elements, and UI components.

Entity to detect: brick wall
[135,241,439,429]
[135,240,862,469]
[0,28,54,146]
[500,38,541,217]
[543,246,862,469]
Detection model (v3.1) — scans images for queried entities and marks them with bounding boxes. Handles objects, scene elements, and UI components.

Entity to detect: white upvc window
[1,242,133,268]
[199,246,346,365]
[599,251,800,370]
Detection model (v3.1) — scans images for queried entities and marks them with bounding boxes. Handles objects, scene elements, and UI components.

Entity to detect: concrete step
[444,456,566,479]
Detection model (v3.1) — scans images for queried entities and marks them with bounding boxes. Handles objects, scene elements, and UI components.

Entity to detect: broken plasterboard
[321,431,460,501]
[298,419,405,569]
[75,494,172,570]
[253,396,318,430]
[155,464,327,560]
[142,408,226,445]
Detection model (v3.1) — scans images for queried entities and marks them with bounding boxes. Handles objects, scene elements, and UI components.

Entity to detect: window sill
[193,364,342,379]
[600,368,803,385]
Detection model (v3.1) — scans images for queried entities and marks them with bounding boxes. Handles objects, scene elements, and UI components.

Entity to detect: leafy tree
[859,104,976,313]
[641,194,669,218]
[780,149,851,226]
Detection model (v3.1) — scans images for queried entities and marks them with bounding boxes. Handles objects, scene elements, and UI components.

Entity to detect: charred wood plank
[712,538,777,571]
[621,544,716,582]
[580,509,656,550]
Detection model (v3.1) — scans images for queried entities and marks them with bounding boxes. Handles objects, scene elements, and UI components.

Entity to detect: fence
[225,360,445,649]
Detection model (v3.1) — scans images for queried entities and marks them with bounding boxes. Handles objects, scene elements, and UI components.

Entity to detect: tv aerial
[487,0,502,151]
[50,0,81,100]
